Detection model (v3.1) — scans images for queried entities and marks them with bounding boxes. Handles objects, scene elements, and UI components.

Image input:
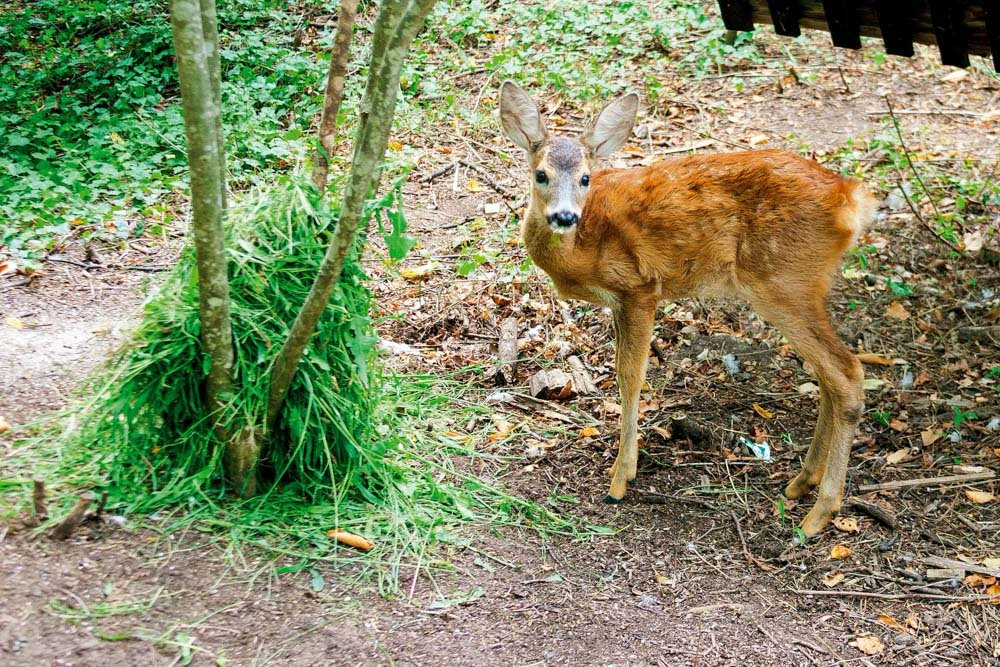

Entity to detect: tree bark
[266,0,437,428]
[171,0,254,491]
[312,0,360,192]
[198,0,227,210]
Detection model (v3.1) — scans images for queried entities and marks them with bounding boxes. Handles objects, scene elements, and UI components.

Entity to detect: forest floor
[2,11,1000,667]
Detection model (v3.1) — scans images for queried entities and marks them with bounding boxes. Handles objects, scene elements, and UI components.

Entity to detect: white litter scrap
[739,436,772,462]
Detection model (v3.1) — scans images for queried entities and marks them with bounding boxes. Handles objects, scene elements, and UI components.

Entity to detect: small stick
[919,556,1000,578]
[844,498,897,529]
[857,469,995,493]
[794,589,988,602]
[492,316,518,386]
[95,489,108,519]
[837,66,850,94]
[458,158,513,198]
[419,161,457,183]
[33,479,48,522]
[639,491,716,510]
[50,493,93,540]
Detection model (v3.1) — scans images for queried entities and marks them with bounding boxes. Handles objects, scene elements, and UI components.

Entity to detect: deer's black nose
[548,211,579,227]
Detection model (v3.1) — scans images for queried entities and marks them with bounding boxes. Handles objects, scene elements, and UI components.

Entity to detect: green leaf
[383,187,416,262]
[309,568,325,592]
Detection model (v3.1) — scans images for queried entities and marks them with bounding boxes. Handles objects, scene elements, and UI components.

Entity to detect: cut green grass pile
[1,175,594,591]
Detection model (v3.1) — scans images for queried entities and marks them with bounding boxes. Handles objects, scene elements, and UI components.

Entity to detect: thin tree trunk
[360,0,406,129]
[171,0,255,491]
[198,0,227,210]
[266,0,437,428]
[312,0,360,192]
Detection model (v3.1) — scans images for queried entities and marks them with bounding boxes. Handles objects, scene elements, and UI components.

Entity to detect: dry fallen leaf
[964,489,995,504]
[752,402,774,419]
[579,426,599,438]
[982,558,1000,569]
[386,140,403,151]
[987,584,1000,599]
[655,572,675,585]
[0,415,10,433]
[326,529,374,552]
[857,352,893,366]
[964,573,997,588]
[748,134,769,146]
[830,544,852,559]
[822,571,845,587]
[885,301,910,320]
[853,635,884,655]
[877,613,907,632]
[4,315,25,330]
[921,429,941,447]
[833,517,860,534]
[399,262,439,281]
[889,419,908,432]
[465,180,483,193]
[886,448,910,465]
[798,382,820,394]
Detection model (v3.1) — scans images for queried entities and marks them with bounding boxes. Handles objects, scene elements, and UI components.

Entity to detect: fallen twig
[32,478,48,522]
[50,493,93,540]
[638,491,716,510]
[857,469,995,493]
[491,317,518,386]
[794,588,990,602]
[919,556,1000,578]
[844,498,897,529]
[419,161,457,183]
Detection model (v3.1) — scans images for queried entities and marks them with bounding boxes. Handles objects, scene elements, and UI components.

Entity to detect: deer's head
[499,81,638,232]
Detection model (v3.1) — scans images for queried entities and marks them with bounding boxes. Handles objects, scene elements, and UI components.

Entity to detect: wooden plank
[822,0,863,48]
[874,0,915,56]
[985,0,1000,69]
[929,0,971,67]
[920,556,1000,579]
[767,0,801,36]
[738,1,993,59]
[857,469,996,493]
[718,0,755,31]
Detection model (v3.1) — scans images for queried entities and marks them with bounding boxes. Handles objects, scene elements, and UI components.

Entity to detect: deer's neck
[521,198,577,273]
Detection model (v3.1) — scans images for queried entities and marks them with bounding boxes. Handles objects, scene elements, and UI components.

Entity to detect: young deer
[499,82,878,536]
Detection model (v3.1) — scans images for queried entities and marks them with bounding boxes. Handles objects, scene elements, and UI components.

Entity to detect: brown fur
[501,83,878,537]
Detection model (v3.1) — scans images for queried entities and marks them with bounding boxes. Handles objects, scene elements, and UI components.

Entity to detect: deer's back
[578,149,874,298]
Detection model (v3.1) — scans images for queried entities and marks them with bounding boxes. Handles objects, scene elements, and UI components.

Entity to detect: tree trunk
[312,0,360,192]
[171,0,255,492]
[198,0,227,210]
[266,0,437,427]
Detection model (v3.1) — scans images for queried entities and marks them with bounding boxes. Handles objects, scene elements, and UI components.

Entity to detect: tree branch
[266,0,436,428]
[313,0,360,192]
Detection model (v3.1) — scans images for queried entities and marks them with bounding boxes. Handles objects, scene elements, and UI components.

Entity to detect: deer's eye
[580,174,590,187]
[534,170,548,185]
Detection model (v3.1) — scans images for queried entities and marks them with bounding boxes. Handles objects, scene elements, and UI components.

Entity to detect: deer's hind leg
[785,383,833,499]
[751,294,864,537]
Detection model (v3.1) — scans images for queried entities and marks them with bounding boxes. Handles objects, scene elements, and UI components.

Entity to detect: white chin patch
[549,223,576,234]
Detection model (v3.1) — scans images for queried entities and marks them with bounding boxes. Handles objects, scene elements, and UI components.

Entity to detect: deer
[498,81,879,537]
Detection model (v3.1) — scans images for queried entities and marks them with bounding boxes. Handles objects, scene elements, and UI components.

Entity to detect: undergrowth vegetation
[2,176,586,588]
[1,0,758,269]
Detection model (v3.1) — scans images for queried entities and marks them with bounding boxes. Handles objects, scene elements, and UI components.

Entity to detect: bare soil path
[2,29,999,667]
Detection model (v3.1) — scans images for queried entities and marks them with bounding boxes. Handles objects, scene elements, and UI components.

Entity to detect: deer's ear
[582,91,639,158]
[499,81,547,152]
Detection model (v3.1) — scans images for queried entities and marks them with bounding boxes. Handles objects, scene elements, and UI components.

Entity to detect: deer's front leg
[606,300,656,503]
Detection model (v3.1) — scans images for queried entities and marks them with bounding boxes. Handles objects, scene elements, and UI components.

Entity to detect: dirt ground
[2,26,999,667]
